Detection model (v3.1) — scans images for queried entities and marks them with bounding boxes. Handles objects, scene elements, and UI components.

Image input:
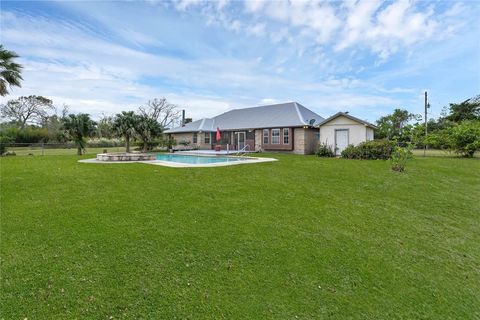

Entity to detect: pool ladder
[234,144,250,157]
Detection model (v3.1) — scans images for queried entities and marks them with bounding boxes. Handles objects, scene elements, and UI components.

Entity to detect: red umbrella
[216,127,221,142]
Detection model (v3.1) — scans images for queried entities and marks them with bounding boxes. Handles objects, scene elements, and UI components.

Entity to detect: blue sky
[1,0,479,122]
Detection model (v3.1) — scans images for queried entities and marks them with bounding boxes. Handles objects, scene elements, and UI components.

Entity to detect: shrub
[158,136,176,150]
[179,140,191,147]
[87,138,123,148]
[0,135,14,155]
[341,140,395,160]
[340,144,359,159]
[425,120,480,157]
[391,145,413,172]
[315,143,335,157]
[449,121,480,157]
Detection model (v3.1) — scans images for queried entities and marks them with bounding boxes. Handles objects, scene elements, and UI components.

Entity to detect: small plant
[159,136,176,150]
[390,144,413,172]
[315,143,335,157]
[179,140,190,147]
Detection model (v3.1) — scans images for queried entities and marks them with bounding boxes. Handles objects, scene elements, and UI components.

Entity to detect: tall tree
[1,95,54,128]
[40,104,69,142]
[62,113,96,155]
[134,114,162,152]
[138,98,181,129]
[375,109,418,140]
[0,45,23,96]
[445,95,480,122]
[113,111,137,153]
[97,114,115,139]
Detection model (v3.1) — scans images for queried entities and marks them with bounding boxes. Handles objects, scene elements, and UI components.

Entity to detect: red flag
[216,127,221,141]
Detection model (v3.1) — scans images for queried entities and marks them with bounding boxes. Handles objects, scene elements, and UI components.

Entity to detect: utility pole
[424,91,430,157]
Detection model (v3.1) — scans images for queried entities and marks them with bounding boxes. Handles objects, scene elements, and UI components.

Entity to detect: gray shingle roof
[165,102,324,133]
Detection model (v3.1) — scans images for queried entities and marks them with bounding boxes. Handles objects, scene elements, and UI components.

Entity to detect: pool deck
[79,155,277,168]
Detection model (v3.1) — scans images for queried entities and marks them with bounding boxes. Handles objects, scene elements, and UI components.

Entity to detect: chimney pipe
[182,110,185,127]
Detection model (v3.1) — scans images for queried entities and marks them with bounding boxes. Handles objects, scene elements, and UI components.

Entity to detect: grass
[1,154,479,319]
[7,146,127,156]
[412,148,479,158]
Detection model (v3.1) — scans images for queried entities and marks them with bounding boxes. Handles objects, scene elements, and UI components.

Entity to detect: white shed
[318,112,376,155]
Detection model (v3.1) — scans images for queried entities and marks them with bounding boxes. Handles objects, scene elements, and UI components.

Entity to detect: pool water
[156,153,248,164]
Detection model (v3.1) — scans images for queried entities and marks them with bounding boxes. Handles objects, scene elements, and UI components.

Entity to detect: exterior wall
[170,132,192,149]
[199,132,213,149]
[319,115,371,152]
[255,130,262,151]
[304,128,318,155]
[170,132,212,150]
[366,127,374,141]
[262,128,293,151]
[291,128,317,155]
[293,128,304,154]
[170,126,320,154]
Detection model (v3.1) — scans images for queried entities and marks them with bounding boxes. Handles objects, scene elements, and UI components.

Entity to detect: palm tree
[62,113,96,155]
[134,114,162,152]
[113,111,137,153]
[0,45,23,96]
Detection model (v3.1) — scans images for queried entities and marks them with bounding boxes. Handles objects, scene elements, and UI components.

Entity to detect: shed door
[335,129,349,155]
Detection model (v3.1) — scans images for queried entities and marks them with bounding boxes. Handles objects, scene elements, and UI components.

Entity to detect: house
[318,112,377,155]
[165,102,375,155]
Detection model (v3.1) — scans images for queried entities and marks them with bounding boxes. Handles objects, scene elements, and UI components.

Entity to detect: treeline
[0,96,181,155]
[374,95,480,157]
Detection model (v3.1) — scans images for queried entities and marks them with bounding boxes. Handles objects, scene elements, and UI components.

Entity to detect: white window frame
[204,132,210,144]
[271,128,280,144]
[193,132,198,144]
[283,128,289,144]
[263,129,269,144]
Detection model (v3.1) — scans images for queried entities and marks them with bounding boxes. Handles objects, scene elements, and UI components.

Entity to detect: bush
[159,136,176,150]
[341,140,395,160]
[87,138,123,148]
[391,145,414,172]
[449,121,480,157]
[0,126,51,143]
[425,120,480,157]
[315,143,335,157]
[0,135,14,155]
[339,144,359,159]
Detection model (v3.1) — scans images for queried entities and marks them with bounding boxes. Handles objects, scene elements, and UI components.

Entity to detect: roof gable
[317,112,377,129]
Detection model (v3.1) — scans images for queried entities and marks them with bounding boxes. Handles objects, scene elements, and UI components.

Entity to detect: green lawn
[8,146,126,156]
[1,154,479,319]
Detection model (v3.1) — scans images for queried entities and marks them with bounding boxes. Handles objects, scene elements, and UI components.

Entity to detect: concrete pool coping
[79,155,277,168]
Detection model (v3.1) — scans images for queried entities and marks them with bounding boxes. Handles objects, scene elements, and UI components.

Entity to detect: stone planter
[96,153,156,161]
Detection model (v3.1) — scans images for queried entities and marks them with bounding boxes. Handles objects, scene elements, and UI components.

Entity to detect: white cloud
[173,0,201,11]
[261,98,277,104]
[246,23,266,37]
[244,0,266,13]
[235,0,468,60]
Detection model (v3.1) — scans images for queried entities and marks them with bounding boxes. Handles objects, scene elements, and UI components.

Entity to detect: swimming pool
[79,153,277,167]
[155,153,249,164]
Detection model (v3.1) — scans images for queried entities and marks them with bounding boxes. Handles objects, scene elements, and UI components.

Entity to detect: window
[271,128,280,144]
[204,132,210,144]
[263,129,269,144]
[193,132,197,144]
[283,128,289,144]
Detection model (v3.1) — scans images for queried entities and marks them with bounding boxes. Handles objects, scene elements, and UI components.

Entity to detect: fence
[0,142,127,156]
